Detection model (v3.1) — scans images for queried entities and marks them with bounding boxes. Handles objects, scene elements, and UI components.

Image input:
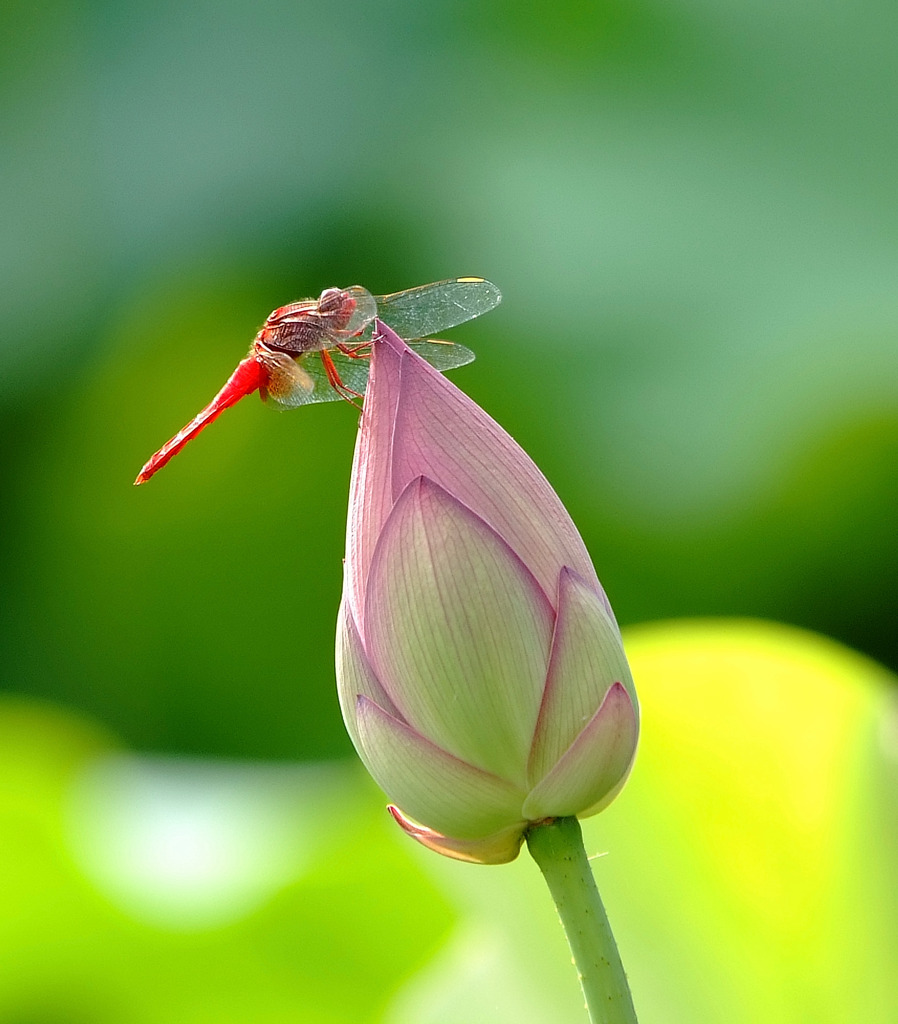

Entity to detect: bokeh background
[2,0,897,1021]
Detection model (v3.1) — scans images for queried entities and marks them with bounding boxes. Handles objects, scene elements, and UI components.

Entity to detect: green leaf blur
[1,622,894,1021]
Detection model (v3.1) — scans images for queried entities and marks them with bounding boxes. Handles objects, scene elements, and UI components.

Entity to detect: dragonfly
[134,277,501,485]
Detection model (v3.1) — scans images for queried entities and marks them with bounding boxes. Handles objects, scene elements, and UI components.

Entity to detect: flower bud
[336,323,638,864]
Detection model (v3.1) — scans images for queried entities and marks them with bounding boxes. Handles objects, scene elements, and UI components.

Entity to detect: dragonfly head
[317,287,356,320]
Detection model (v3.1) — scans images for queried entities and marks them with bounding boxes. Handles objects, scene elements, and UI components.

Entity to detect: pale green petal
[528,568,637,786]
[365,476,554,787]
[522,683,638,820]
[577,770,634,820]
[335,596,401,758]
[388,805,527,865]
[356,696,527,840]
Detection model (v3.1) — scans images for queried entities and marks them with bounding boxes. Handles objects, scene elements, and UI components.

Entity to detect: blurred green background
[2,0,897,1020]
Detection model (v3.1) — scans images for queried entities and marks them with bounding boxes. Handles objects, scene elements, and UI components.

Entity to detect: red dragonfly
[135,278,501,485]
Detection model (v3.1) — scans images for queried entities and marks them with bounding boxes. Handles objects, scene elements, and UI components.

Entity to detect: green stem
[525,816,638,1024]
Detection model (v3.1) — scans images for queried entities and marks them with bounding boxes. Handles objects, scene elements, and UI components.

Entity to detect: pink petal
[344,326,404,633]
[364,475,554,787]
[380,322,607,615]
[521,682,638,820]
[528,568,637,785]
[388,805,527,865]
[356,697,527,840]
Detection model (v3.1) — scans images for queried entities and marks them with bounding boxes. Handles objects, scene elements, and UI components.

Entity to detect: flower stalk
[526,816,638,1024]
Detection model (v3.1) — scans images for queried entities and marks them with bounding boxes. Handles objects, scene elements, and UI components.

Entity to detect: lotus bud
[336,322,638,864]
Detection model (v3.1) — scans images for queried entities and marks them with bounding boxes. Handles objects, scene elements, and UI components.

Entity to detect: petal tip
[522,680,639,821]
[388,806,526,865]
[372,319,408,352]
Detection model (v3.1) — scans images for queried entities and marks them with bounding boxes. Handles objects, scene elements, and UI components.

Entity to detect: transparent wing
[263,339,476,408]
[407,338,476,372]
[259,278,494,408]
[262,351,371,407]
[258,348,321,409]
[368,277,502,341]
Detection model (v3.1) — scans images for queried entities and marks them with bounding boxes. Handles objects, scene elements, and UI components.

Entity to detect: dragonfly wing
[407,339,476,372]
[370,278,501,341]
[286,341,472,406]
[256,277,484,411]
[258,347,321,409]
[261,348,373,407]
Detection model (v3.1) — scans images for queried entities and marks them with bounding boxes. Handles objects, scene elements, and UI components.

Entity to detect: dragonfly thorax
[258,318,337,354]
[257,288,358,355]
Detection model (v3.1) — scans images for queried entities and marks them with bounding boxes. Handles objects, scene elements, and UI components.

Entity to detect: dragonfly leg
[335,341,372,358]
[320,349,364,408]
